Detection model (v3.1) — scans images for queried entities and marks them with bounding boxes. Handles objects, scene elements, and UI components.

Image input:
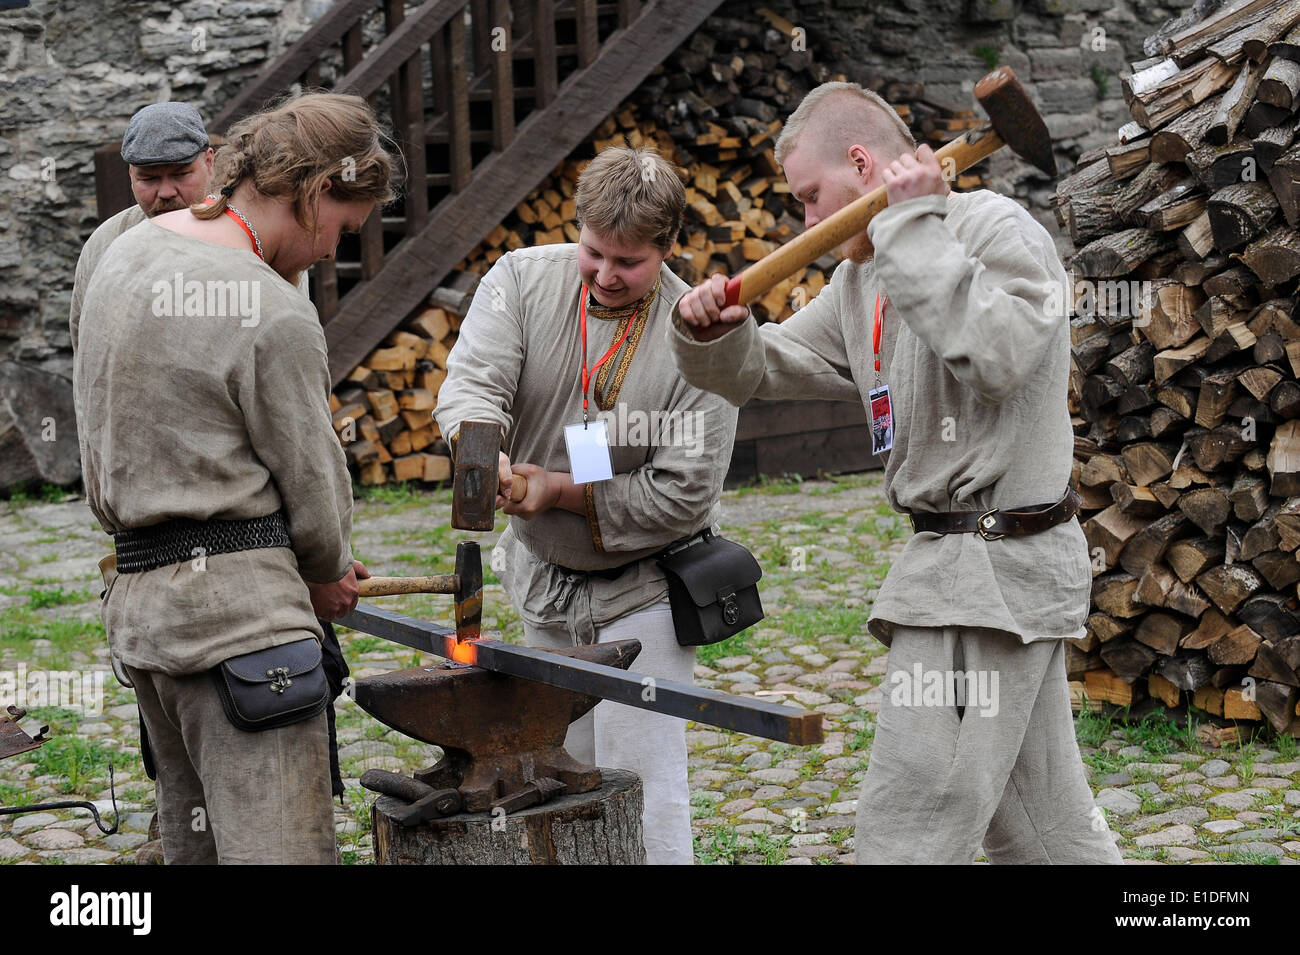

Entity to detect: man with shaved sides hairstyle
[667,81,1121,865]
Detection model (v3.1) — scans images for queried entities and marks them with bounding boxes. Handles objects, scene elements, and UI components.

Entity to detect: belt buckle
[977,508,1003,542]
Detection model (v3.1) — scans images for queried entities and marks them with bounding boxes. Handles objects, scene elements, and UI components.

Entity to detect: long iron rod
[338,603,824,745]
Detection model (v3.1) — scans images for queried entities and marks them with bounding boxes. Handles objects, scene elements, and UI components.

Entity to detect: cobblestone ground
[2,475,1299,865]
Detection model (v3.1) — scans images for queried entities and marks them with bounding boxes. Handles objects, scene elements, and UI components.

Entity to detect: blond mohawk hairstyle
[575,146,686,252]
[774,81,915,168]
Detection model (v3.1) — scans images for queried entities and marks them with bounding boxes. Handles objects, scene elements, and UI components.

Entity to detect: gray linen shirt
[435,244,739,642]
[669,189,1089,646]
[74,219,354,674]
[70,205,147,352]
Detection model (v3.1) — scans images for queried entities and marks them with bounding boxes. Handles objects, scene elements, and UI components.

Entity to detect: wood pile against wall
[1058,0,1300,737]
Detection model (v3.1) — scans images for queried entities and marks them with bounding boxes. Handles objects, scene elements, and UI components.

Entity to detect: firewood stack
[331,7,993,487]
[1059,0,1300,736]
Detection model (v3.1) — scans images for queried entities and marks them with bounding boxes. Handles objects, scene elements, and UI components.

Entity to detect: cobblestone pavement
[2,475,1298,865]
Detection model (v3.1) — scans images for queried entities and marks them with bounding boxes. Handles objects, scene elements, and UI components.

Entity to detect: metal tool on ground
[0,714,120,834]
[359,769,463,826]
[0,705,47,760]
[722,65,1056,306]
[452,420,528,531]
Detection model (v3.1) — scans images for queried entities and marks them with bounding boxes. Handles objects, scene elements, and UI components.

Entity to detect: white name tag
[564,420,615,484]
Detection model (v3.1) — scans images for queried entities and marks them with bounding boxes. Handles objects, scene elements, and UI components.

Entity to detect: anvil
[341,542,823,812]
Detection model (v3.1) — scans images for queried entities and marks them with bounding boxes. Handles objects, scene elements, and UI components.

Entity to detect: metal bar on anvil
[338,603,825,745]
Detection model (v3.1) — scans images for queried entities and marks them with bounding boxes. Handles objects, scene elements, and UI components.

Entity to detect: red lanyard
[873,293,888,373]
[578,285,633,425]
[223,209,263,260]
[201,197,264,260]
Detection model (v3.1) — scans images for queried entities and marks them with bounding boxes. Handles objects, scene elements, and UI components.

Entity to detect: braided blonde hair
[192,91,401,232]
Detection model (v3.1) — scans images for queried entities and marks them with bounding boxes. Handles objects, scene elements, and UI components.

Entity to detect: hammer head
[452,420,503,531]
[974,67,1057,178]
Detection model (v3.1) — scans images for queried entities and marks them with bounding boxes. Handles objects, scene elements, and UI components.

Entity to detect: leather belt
[908,488,1081,542]
[114,511,291,573]
[555,530,710,582]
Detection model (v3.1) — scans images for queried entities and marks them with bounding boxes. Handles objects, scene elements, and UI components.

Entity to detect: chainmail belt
[113,511,291,574]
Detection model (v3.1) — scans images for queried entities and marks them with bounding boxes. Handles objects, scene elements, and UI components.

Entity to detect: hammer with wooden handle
[723,66,1057,308]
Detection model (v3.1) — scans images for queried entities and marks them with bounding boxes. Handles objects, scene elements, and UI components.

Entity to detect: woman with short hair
[436,146,740,864]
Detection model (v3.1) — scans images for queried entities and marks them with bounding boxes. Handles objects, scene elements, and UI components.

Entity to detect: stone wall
[0,0,331,369]
[747,0,1196,247]
[0,0,1195,486]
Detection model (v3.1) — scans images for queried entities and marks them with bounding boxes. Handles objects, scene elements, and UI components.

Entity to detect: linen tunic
[668,189,1089,646]
[70,205,146,352]
[74,218,355,674]
[434,244,739,640]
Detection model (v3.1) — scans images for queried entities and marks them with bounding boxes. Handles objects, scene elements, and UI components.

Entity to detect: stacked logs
[1060,0,1300,735]
[332,8,992,485]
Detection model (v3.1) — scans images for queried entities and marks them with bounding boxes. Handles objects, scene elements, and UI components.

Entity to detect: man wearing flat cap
[70,102,214,350]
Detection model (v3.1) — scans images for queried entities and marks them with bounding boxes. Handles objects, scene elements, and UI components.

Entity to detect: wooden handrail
[334,0,464,99]
[210,0,378,133]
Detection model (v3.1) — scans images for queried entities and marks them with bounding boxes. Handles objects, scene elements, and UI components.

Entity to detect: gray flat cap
[120,102,210,166]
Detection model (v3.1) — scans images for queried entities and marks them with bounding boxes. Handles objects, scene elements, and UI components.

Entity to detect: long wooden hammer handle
[723,125,1006,308]
[358,575,459,597]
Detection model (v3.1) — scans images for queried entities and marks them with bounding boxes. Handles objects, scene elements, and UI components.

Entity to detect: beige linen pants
[854,625,1123,864]
[524,599,696,865]
[127,664,337,865]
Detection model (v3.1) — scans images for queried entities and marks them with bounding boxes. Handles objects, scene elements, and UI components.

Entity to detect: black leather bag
[210,637,331,733]
[657,530,764,647]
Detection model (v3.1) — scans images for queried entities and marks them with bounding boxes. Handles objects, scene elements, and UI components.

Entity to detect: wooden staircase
[210,0,725,384]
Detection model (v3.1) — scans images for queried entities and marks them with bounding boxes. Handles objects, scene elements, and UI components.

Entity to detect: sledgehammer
[723,66,1057,306]
[451,420,528,531]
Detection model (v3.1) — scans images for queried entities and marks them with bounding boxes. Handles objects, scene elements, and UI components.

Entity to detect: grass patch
[0,780,45,808]
[2,483,70,505]
[347,635,385,655]
[2,586,97,610]
[697,627,766,667]
[1120,712,1201,757]
[30,735,113,795]
[1221,850,1280,865]
[750,830,792,864]
[694,825,742,865]
[352,482,432,507]
[779,605,872,642]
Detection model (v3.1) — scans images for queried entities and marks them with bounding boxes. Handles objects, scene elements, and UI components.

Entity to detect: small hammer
[360,769,464,826]
[723,66,1056,306]
[452,420,528,531]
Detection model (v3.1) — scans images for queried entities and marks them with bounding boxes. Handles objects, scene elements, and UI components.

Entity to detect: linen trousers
[127,664,337,865]
[854,625,1123,865]
[524,599,696,865]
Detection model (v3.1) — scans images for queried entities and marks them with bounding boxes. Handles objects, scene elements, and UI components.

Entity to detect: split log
[1207,181,1280,251]
[1198,564,1266,615]
[1100,638,1159,683]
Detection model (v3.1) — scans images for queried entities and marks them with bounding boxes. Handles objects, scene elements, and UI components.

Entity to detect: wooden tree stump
[371,769,645,865]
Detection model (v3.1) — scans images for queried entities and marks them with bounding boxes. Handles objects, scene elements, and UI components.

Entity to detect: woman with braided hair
[74,92,400,864]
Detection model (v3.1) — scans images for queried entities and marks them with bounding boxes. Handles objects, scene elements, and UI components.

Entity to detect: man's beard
[842,231,874,264]
[145,197,189,217]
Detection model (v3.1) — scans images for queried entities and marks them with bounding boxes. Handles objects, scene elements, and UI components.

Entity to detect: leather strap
[908,488,1082,541]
